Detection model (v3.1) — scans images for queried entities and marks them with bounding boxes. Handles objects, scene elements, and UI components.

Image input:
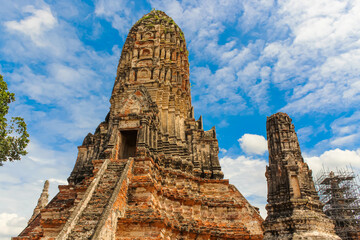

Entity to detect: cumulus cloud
[146,0,360,117]
[5,5,57,47]
[329,111,360,147]
[0,213,27,240]
[48,178,67,185]
[219,148,227,154]
[0,3,119,238]
[274,0,360,114]
[305,148,360,178]
[238,134,268,155]
[97,0,360,116]
[308,111,360,154]
[0,140,73,239]
[2,2,121,144]
[95,0,148,35]
[220,155,267,218]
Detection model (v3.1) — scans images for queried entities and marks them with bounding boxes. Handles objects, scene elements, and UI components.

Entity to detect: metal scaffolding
[315,166,360,240]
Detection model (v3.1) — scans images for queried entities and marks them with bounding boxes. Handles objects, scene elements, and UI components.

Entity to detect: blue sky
[1,0,360,238]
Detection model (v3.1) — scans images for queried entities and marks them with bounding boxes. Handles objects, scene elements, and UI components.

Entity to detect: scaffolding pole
[315,166,360,240]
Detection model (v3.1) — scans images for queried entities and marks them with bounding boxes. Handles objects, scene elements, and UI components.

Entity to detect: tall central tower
[67,10,223,185]
[14,10,264,240]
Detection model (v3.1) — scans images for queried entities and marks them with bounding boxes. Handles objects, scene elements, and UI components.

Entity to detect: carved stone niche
[137,68,151,82]
[140,48,152,59]
[136,59,153,68]
[143,31,153,40]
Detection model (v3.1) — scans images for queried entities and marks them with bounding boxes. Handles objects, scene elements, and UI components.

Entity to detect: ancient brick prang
[67,10,223,185]
[263,112,340,240]
[14,10,264,240]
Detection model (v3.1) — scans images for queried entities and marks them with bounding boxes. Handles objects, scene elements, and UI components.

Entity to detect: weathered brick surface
[115,157,263,239]
[14,10,264,240]
[263,112,340,240]
[13,184,79,240]
[67,161,125,239]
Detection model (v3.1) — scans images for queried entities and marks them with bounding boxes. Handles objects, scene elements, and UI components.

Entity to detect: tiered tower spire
[263,112,340,240]
[14,10,263,240]
[67,10,223,185]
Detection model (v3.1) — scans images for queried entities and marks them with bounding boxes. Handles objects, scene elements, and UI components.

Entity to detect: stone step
[66,163,125,239]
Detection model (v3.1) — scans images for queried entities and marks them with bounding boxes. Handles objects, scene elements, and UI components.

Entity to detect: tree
[0,74,29,165]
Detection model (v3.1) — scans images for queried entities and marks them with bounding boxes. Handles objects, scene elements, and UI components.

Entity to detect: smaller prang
[263,112,340,240]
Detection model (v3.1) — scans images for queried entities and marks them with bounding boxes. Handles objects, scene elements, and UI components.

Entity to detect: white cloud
[191,66,248,114]
[0,3,119,237]
[94,0,147,35]
[0,141,73,239]
[239,0,275,33]
[5,5,57,47]
[48,178,67,185]
[310,111,360,153]
[0,213,27,240]
[305,148,360,177]
[219,148,227,154]
[330,134,359,146]
[220,155,267,218]
[273,0,360,114]
[10,64,101,105]
[331,112,360,138]
[297,126,314,143]
[2,2,121,144]
[147,0,360,116]
[217,120,229,128]
[238,134,268,155]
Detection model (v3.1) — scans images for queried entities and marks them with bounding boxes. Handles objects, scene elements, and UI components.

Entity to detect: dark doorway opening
[119,130,137,159]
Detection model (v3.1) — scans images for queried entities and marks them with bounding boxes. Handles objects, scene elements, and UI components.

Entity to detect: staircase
[66,161,125,239]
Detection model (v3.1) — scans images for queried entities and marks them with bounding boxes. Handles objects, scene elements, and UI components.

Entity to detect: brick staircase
[66,161,125,239]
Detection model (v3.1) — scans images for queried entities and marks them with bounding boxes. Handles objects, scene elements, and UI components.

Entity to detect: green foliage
[179,31,185,41]
[142,15,153,20]
[0,74,29,166]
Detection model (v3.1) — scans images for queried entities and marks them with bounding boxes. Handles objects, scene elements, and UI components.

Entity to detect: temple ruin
[263,113,340,240]
[13,9,348,240]
[13,10,264,240]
